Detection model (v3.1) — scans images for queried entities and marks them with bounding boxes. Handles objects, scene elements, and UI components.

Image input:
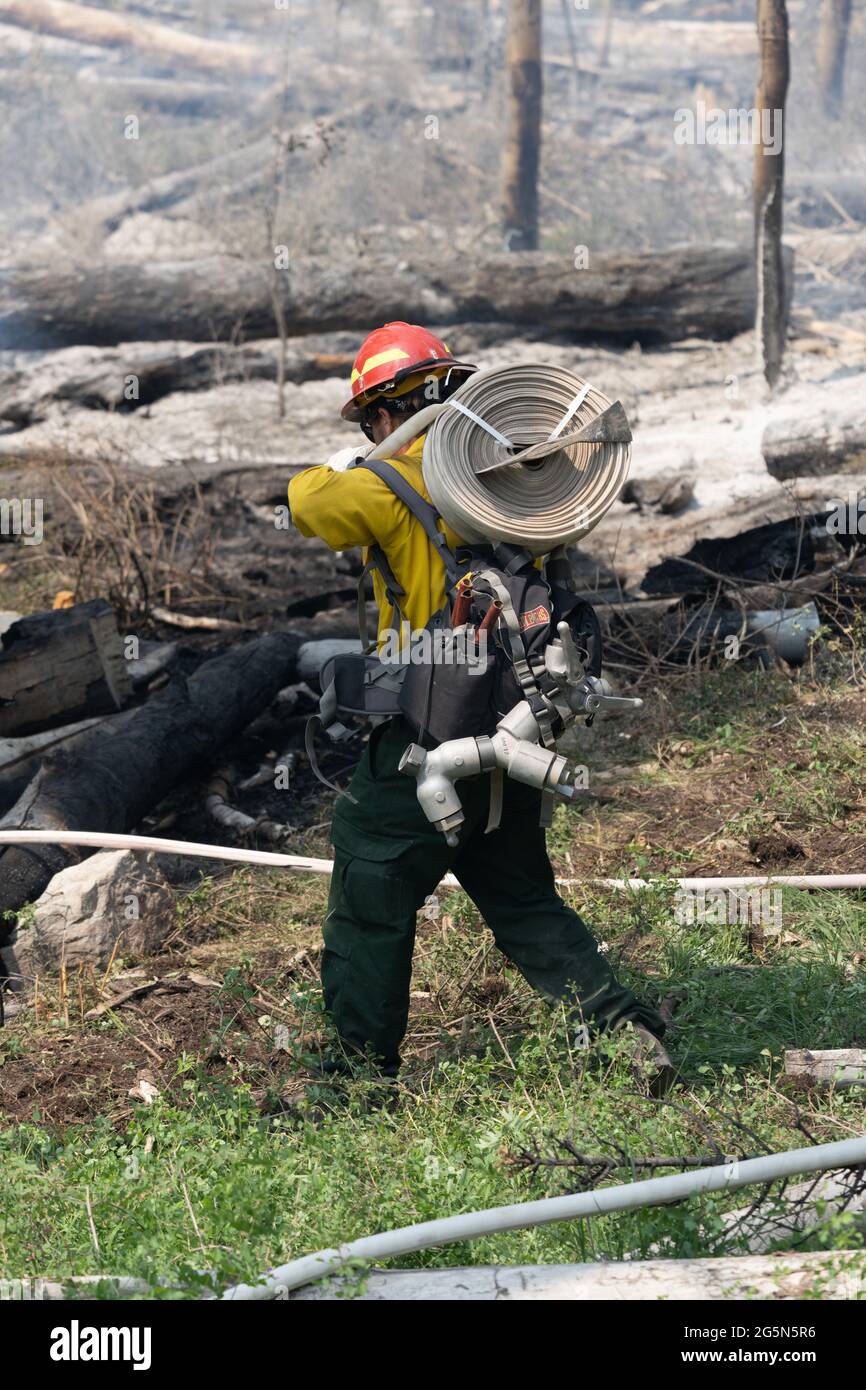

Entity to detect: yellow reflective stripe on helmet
[361,346,412,376]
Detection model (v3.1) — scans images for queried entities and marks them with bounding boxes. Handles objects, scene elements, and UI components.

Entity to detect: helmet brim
[340,359,477,423]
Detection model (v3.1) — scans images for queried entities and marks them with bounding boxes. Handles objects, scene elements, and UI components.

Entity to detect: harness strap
[492,542,534,577]
[544,544,572,587]
[357,545,405,652]
[474,567,538,702]
[485,766,504,834]
[304,715,359,803]
[356,457,462,587]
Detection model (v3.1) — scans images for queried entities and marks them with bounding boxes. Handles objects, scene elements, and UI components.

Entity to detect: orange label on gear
[519,605,550,631]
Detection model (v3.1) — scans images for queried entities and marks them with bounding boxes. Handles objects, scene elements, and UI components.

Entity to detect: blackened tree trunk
[753,0,791,388]
[0,633,300,934]
[818,0,852,118]
[560,0,581,104]
[502,0,542,251]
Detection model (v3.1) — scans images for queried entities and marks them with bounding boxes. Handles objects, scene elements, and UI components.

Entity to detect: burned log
[0,599,132,737]
[0,336,355,422]
[0,340,355,427]
[0,631,300,935]
[75,100,393,237]
[641,515,830,597]
[762,378,866,478]
[1,244,777,351]
[620,471,694,515]
[0,0,272,78]
[0,716,108,817]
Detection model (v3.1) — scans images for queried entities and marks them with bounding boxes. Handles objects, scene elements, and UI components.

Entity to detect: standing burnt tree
[502,0,542,251]
[753,0,790,388]
[598,0,614,68]
[818,0,853,117]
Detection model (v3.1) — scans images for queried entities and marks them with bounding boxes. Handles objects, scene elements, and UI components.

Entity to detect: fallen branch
[205,770,294,845]
[0,0,272,78]
[150,607,247,633]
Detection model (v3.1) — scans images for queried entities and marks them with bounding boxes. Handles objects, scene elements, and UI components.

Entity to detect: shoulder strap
[356,457,462,586]
[357,545,405,652]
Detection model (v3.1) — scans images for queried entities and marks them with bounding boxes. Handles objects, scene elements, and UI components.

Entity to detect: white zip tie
[548,382,592,440]
[448,399,514,448]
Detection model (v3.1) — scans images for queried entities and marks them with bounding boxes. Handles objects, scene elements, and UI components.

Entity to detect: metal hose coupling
[398,702,577,846]
[398,625,643,844]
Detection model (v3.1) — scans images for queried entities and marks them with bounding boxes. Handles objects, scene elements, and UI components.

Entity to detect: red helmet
[341,321,475,422]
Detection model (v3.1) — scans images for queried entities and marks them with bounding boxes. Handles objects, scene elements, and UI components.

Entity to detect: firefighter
[288,321,671,1085]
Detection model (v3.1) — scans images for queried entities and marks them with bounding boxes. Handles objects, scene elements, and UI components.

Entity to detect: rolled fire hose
[368,364,631,555]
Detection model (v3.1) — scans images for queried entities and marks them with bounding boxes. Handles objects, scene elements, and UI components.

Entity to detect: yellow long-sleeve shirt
[288,433,464,644]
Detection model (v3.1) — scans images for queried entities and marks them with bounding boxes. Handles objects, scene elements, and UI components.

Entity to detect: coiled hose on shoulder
[367,363,630,555]
[423,364,630,554]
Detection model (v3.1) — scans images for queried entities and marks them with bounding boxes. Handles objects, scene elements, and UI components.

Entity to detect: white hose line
[0,828,336,875]
[3,833,863,1297]
[221,1137,866,1298]
[29,1138,866,1301]
[603,874,866,891]
[1,830,864,893]
[366,402,447,459]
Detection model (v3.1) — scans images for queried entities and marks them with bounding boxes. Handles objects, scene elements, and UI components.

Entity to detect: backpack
[312,457,603,818]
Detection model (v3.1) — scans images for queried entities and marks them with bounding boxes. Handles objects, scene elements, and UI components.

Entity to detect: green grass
[1,881,865,1296]
[1,669,865,1297]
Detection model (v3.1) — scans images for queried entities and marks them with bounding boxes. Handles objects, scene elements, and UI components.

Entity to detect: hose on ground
[220,1137,866,1298]
[1,830,865,891]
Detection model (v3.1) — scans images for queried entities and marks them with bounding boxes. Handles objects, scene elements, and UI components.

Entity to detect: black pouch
[398,609,499,744]
[319,652,406,723]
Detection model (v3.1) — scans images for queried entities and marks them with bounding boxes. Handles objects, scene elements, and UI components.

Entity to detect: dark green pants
[322,717,664,1075]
